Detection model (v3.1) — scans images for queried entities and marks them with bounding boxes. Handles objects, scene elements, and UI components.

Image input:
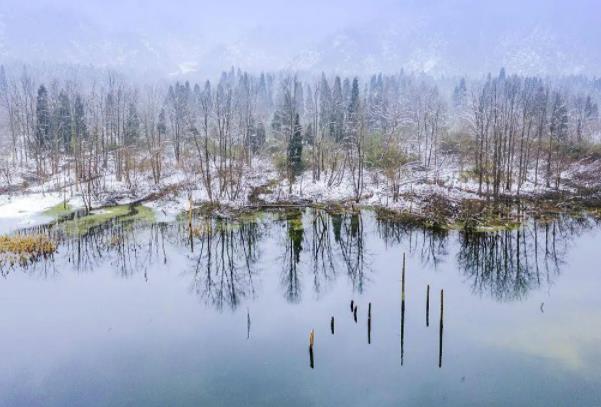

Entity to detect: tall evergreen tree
[304,122,314,146]
[347,77,360,142]
[73,95,86,143]
[331,76,344,141]
[252,121,266,152]
[271,110,282,135]
[294,80,304,118]
[342,77,351,106]
[157,108,167,140]
[35,85,50,149]
[55,91,71,151]
[167,81,190,161]
[550,92,568,143]
[125,102,139,144]
[452,78,467,109]
[319,74,332,137]
[0,65,8,110]
[288,113,303,178]
[585,95,598,121]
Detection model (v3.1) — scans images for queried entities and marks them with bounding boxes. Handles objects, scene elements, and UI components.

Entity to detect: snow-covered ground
[0,193,84,233]
[0,154,599,233]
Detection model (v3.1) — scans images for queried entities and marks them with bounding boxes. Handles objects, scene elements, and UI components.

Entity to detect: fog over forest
[0,0,600,219]
[1,0,600,77]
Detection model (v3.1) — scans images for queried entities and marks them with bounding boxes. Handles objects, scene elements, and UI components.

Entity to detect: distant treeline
[0,65,599,203]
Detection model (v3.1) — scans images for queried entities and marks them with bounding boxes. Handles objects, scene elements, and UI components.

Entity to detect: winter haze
[0,0,599,77]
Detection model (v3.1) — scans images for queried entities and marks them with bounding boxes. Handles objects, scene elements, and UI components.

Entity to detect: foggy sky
[1,0,599,77]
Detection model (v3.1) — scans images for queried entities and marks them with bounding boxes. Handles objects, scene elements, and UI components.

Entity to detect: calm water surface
[1,209,600,406]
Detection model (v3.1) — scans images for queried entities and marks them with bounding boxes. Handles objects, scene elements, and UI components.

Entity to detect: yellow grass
[0,235,57,262]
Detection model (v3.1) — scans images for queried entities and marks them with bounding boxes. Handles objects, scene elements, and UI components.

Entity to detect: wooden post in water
[350,299,354,312]
[247,309,251,340]
[309,329,315,369]
[331,316,335,335]
[401,252,406,366]
[439,289,444,368]
[401,253,406,302]
[368,302,372,344]
[426,284,430,327]
[353,305,358,323]
[188,197,194,252]
[188,197,193,227]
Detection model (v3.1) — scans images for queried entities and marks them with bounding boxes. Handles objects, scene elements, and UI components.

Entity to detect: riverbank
[1,155,600,234]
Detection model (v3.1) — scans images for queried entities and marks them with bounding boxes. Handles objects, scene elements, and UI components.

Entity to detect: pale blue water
[1,210,600,406]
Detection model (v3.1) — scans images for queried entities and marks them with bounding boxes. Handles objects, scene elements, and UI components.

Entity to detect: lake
[1,209,600,406]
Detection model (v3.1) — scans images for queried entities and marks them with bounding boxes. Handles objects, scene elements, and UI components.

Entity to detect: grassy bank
[0,234,57,266]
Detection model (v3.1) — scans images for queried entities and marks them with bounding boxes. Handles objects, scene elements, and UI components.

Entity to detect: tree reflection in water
[64,221,167,279]
[4,217,163,279]
[377,212,598,301]
[458,215,597,301]
[376,217,448,268]
[332,212,367,293]
[309,210,336,294]
[188,218,262,310]
[5,209,599,307]
[278,209,369,302]
[280,209,304,303]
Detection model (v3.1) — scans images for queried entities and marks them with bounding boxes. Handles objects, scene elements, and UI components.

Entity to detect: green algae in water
[213,212,265,232]
[237,210,265,224]
[288,217,303,231]
[447,220,521,233]
[61,205,155,235]
[43,202,74,218]
[183,207,267,234]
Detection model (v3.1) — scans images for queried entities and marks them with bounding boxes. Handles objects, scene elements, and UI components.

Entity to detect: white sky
[1,0,599,76]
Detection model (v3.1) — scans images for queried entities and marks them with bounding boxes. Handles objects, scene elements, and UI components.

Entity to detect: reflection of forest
[281,209,304,303]
[457,216,596,301]
[3,218,163,278]
[8,210,599,307]
[188,219,261,310]
[332,212,366,293]
[378,213,597,301]
[279,209,367,303]
[377,218,448,268]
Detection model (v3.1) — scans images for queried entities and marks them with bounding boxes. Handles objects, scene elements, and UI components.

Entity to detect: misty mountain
[0,0,599,78]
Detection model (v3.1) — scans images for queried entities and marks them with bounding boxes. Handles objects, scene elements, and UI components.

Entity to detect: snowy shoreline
[1,155,600,234]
